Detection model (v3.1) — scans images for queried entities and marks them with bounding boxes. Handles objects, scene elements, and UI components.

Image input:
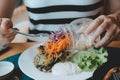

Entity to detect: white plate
[0,61,14,77]
[18,44,94,80]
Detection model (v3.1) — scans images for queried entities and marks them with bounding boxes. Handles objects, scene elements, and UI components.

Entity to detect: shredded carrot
[38,33,72,63]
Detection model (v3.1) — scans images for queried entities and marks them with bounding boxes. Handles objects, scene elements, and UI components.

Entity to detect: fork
[13,29,50,37]
[103,67,120,80]
[112,67,120,80]
[113,73,120,80]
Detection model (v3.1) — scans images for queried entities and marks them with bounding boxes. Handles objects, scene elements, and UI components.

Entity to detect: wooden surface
[0,42,37,60]
[0,41,120,60]
[108,41,120,48]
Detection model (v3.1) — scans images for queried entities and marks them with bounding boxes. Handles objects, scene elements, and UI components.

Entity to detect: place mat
[92,47,120,80]
[1,53,33,80]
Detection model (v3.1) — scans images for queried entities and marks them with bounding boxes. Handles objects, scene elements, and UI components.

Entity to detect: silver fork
[113,73,120,80]
[112,67,120,80]
[13,29,49,37]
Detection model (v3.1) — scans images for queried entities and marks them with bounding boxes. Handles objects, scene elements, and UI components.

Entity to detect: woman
[0,0,120,48]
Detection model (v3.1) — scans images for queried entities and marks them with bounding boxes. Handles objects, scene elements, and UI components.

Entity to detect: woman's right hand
[0,18,17,45]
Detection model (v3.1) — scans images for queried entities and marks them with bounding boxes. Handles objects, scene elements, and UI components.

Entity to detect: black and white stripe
[24,0,104,32]
[26,1,103,13]
[29,12,101,25]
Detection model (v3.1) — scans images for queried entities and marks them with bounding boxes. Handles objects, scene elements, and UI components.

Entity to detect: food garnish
[34,29,72,72]
[37,29,72,63]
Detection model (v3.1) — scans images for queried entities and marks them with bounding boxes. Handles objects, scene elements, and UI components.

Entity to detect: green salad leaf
[68,48,108,72]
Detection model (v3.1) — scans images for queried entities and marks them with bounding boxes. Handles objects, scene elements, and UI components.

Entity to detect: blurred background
[12,0,29,42]
[12,0,28,25]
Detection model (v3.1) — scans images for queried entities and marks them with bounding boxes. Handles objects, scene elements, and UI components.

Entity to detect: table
[0,41,120,80]
[0,41,120,60]
[0,42,37,60]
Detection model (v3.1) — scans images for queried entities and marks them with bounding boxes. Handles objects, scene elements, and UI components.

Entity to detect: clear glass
[63,18,100,50]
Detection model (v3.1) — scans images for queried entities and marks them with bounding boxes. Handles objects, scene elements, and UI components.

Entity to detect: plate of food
[18,22,108,80]
[18,44,93,80]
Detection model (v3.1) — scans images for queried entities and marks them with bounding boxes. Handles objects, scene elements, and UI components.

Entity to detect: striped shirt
[23,0,104,33]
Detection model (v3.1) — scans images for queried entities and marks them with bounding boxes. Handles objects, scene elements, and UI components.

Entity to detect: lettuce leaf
[68,48,108,71]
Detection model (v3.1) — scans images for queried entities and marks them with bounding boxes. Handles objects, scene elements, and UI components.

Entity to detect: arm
[105,0,120,25]
[108,0,120,14]
[0,0,18,18]
[85,0,120,48]
[0,0,17,45]
[104,0,120,40]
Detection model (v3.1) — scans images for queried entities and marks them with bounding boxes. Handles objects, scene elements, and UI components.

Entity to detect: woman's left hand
[85,15,120,48]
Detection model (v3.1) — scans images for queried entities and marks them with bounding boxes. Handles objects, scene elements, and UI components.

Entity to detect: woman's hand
[0,18,17,45]
[85,15,120,48]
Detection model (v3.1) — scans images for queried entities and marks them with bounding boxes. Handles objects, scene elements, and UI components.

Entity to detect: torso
[23,0,104,33]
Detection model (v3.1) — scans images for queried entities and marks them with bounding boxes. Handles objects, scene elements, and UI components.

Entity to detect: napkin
[1,53,33,80]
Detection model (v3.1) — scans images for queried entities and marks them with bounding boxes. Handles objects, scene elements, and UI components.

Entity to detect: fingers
[112,28,120,41]
[95,24,117,47]
[0,18,16,45]
[92,19,111,43]
[0,18,13,34]
[84,15,120,48]
[8,35,16,42]
[85,15,105,34]
[0,33,16,45]
[92,23,106,43]
[3,32,17,38]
